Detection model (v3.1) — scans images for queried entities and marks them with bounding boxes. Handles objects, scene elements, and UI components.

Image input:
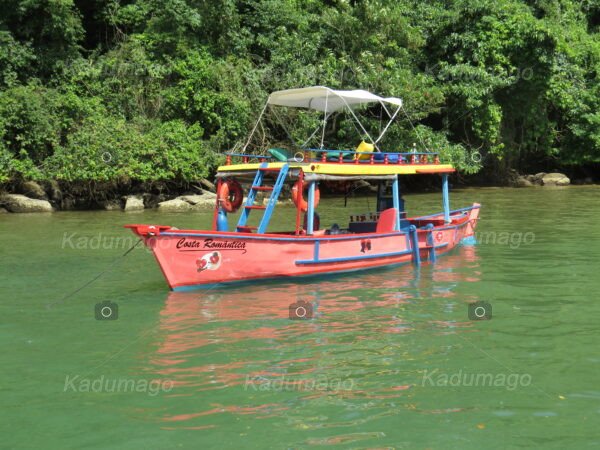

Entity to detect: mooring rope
[46,238,143,309]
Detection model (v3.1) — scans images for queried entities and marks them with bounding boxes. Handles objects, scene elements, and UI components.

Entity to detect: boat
[125,86,480,291]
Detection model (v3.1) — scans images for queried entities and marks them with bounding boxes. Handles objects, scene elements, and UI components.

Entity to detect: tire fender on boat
[218,178,244,213]
[292,180,320,212]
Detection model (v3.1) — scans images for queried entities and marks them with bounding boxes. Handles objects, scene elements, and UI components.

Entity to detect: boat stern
[459,203,480,246]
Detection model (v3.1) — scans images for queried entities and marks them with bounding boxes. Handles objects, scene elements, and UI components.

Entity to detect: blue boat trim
[161,226,465,242]
[162,230,408,242]
[172,258,415,291]
[461,235,477,246]
[172,242,451,291]
[296,249,413,265]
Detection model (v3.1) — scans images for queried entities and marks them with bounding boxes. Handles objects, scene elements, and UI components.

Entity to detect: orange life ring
[217,179,243,213]
[292,180,320,212]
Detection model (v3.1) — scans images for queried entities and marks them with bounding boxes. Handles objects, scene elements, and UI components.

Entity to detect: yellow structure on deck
[217,161,455,176]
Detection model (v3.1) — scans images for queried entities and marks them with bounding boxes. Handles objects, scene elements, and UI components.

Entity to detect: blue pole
[425,223,436,263]
[216,208,229,231]
[409,225,421,266]
[307,181,316,235]
[392,176,401,231]
[442,174,450,223]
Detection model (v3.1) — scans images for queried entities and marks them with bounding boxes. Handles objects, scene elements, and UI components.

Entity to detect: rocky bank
[0,172,593,213]
[0,180,220,213]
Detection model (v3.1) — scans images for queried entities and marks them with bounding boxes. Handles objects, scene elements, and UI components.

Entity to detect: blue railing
[223,149,441,165]
[305,148,438,158]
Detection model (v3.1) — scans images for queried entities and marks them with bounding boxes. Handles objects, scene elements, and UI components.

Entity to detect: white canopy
[267,86,403,113]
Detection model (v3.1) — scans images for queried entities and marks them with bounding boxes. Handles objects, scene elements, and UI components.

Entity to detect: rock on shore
[158,193,217,211]
[158,198,193,212]
[178,193,217,207]
[541,173,570,186]
[101,199,122,211]
[0,194,53,213]
[20,181,48,200]
[514,176,533,187]
[521,172,571,186]
[124,196,144,212]
[0,186,220,213]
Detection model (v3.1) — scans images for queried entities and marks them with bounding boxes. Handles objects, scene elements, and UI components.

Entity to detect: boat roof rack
[217,149,454,179]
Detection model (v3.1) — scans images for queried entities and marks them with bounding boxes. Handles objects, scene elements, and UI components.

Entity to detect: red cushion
[376,208,397,233]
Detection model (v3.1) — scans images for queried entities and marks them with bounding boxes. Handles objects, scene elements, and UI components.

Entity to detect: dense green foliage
[0,0,598,184]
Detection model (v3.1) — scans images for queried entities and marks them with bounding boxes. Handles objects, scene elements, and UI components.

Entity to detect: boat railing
[224,153,276,165]
[411,205,480,221]
[306,149,440,165]
[224,149,441,166]
[349,206,479,228]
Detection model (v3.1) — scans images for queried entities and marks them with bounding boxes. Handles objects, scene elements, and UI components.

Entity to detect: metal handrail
[411,205,480,220]
[224,149,441,165]
[305,148,438,158]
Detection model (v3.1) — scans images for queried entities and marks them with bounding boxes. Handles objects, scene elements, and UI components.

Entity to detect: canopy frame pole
[242,101,269,153]
[320,91,329,149]
[374,106,402,144]
[302,113,332,148]
[336,96,379,151]
[378,101,392,118]
[270,105,301,148]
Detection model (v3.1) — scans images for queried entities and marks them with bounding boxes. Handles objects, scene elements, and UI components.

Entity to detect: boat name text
[176,238,247,253]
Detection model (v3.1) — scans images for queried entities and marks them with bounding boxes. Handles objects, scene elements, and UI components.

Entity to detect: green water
[2,187,600,449]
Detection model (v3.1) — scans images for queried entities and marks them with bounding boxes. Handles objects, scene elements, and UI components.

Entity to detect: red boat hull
[126,204,479,291]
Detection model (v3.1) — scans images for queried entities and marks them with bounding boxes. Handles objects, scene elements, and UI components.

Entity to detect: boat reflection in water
[146,245,481,429]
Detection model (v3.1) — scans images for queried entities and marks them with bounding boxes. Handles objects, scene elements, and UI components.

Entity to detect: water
[2,187,600,449]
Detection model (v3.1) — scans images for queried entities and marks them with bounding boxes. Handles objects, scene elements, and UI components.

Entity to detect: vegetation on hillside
[0,0,598,186]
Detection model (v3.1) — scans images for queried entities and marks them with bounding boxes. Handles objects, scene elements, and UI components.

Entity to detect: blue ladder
[237,163,289,233]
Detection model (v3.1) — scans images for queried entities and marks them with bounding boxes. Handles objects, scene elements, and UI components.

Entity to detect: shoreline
[1,171,596,214]
[3,184,599,215]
